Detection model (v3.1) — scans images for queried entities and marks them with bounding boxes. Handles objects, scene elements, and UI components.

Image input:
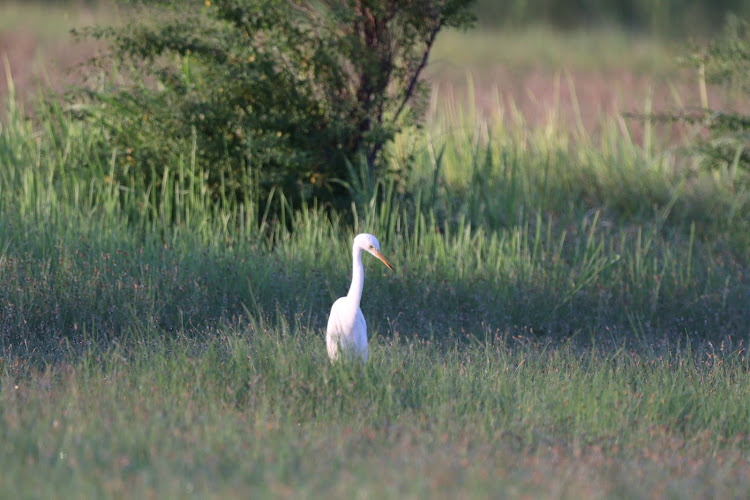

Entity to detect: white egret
[326,233,393,362]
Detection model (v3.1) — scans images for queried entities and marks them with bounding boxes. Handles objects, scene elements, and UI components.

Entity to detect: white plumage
[326,233,393,362]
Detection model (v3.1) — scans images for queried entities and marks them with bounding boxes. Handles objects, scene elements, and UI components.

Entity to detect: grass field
[1,329,748,498]
[1,2,750,498]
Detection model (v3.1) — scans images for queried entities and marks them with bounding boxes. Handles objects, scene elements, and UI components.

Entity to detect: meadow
[1,2,749,498]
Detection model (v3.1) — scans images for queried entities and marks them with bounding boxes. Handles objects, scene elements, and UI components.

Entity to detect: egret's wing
[326,297,368,362]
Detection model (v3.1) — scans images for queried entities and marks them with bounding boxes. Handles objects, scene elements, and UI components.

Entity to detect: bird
[326,233,394,363]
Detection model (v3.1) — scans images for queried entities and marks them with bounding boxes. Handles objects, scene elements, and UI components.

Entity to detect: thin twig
[393,19,441,122]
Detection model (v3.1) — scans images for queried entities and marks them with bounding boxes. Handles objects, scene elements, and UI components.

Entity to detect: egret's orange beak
[370,249,394,271]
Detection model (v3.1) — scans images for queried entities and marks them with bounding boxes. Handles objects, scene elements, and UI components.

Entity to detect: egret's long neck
[347,246,365,307]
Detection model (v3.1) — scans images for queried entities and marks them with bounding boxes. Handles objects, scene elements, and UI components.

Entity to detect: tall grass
[1,73,749,497]
[1,74,748,349]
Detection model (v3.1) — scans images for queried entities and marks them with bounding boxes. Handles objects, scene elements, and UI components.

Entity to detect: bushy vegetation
[70,0,475,214]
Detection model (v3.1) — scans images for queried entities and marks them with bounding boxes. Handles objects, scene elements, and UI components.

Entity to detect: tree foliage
[72,0,476,213]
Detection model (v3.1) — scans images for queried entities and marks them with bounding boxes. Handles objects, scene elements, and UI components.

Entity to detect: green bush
[72,0,475,214]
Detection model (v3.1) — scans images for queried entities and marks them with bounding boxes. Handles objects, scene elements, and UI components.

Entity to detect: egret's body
[326,233,393,362]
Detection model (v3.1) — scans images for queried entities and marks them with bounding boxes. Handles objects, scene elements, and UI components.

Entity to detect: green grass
[1,18,750,496]
[1,327,748,498]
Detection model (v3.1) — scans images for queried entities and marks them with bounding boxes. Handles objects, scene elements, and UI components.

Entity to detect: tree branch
[393,19,441,122]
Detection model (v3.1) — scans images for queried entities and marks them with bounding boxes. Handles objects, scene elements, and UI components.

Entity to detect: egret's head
[354,233,394,270]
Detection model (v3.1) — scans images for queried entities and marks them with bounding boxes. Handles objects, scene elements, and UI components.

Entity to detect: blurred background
[4,0,750,33]
[473,0,750,34]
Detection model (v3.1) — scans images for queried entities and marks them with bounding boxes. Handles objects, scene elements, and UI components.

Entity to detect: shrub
[72,0,476,214]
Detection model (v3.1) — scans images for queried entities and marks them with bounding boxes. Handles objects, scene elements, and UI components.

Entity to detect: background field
[1,1,749,498]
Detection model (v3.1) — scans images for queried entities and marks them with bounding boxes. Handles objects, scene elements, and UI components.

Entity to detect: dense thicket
[71,0,475,214]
